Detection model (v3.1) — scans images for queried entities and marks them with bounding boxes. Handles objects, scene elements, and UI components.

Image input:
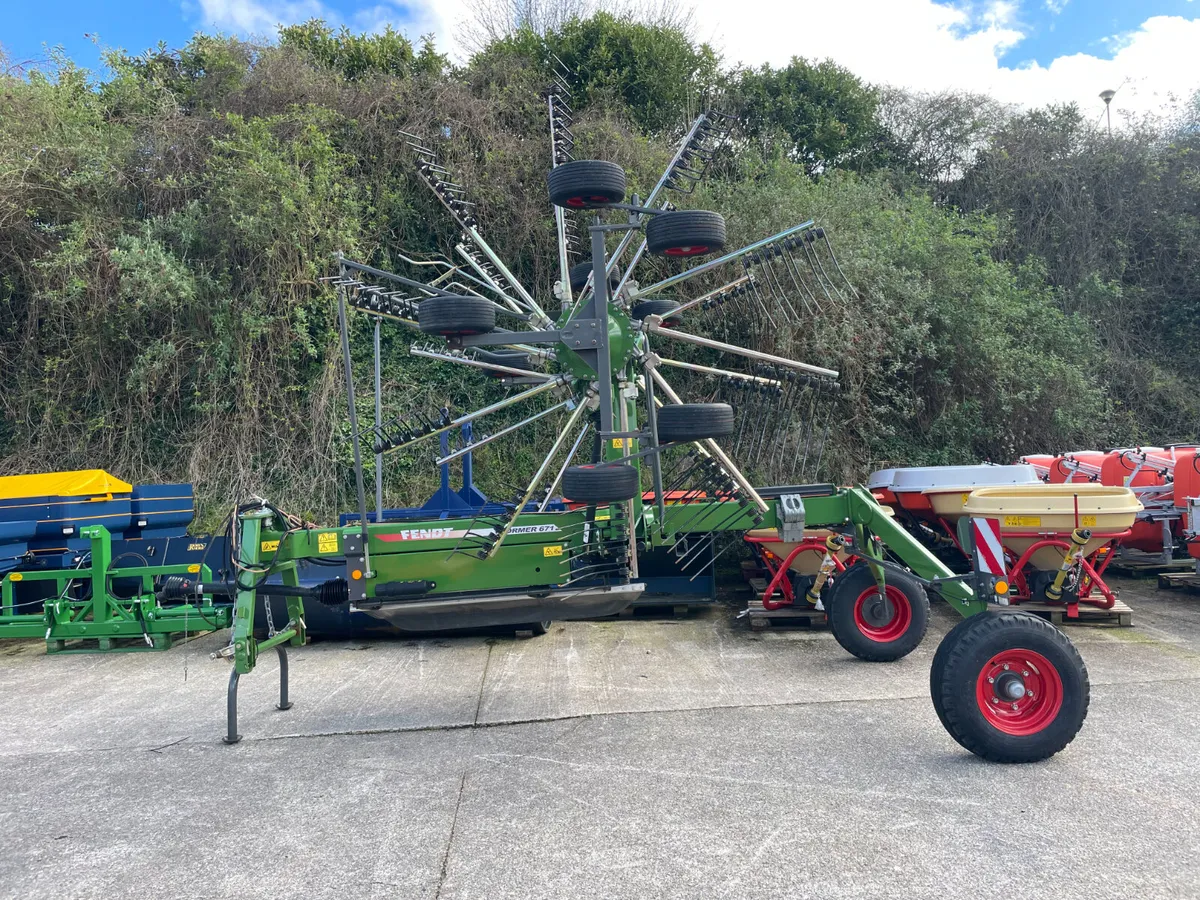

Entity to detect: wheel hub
[861,590,894,627]
[851,584,912,643]
[993,671,1027,701]
[975,648,1064,735]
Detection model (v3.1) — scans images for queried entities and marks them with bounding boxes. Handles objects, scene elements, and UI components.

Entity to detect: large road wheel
[931,611,1089,763]
[826,562,929,661]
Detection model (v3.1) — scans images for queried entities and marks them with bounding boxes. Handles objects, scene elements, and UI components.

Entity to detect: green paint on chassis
[230,486,985,678]
[0,525,231,650]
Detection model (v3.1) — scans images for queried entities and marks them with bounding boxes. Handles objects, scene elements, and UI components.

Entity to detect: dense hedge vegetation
[0,18,1196,524]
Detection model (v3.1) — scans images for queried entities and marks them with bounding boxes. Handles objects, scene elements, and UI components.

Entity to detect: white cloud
[422,1,1200,122]
[193,0,1200,123]
[193,0,445,43]
[676,3,1200,121]
[196,0,329,35]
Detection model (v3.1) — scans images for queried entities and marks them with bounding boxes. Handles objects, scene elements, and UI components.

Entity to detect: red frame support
[1001,529,1129,610]
[745,535,852,610]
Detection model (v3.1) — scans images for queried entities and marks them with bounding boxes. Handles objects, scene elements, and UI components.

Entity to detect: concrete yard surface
[2,578,1199,899]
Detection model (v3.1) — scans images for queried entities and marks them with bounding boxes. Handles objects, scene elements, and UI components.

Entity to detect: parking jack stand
[219,506,306,744]
[224,669,241,745]
[275,645,293,711]
[222,645,294,745]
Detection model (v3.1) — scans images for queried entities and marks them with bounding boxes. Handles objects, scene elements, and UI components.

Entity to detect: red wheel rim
[566,195,613,208]
[851,585,911,643]
[665,245,709,257]
[974,648,1064,736]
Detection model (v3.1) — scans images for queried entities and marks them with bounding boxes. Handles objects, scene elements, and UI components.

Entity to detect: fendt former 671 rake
[181,73,1091,763]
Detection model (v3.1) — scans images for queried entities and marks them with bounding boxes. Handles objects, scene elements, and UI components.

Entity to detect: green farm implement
[1,525,230,651]
[170,75,1091,763]
[6,69,1090,763]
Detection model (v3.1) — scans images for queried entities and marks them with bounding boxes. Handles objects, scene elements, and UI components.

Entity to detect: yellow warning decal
[187,564,201,574]
[961,492,971,504]
[595,513,611,521]
[261,540,280,553]
[317,532,339,554]
[9,573,22,582]
[543,545,564,557]
[1081,515,1097,527]
[611,438,627,449]
[1004,515,1042,527]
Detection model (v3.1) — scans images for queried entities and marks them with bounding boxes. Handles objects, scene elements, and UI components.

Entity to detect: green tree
[471,13,720,133]
[279,19,447,80]
[728,58,887,175]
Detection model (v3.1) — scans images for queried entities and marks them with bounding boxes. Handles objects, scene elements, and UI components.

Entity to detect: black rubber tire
[518,621,551,637]
[474,348,533,377]
[645,210,726,257]
[929,618,956,735]
[931,611,1089,763]
[548,161,626,209]
[630,299,683,326]
[826,562,929,661]
[568,261,620,293]
[562,464,640,503]
[656,403,735,442]
[418,296,496,336]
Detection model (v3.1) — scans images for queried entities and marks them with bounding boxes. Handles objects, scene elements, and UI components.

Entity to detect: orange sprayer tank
[1048,451,1106,484]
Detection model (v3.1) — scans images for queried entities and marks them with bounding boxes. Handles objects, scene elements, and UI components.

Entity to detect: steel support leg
[223,669,241,745]
[276,645,293,711]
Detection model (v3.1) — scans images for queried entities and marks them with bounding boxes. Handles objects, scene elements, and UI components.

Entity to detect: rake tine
[742,262,779,330]
[802,381,829,479]
[768,373,798,479]
[670,476,741,539]
[759,252,800,323]
[793,385,816,480]
[800,237,839,306]
[821,230,858,296]
[768,245,811,319]
[750,373,782,469]
[813,383,838,478]
[805,233,848,304]
[778,242,821,316]
[675,499,753,568]
[686,534,741,579]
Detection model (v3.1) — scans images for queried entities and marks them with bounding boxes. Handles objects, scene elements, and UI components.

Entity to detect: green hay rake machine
[134,74,1093,761]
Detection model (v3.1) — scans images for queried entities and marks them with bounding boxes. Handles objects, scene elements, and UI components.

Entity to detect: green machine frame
[0,525,231,651]
[206,107,997,744]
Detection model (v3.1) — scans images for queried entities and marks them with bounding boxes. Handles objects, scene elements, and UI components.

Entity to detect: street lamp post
[1100,89,1116,137]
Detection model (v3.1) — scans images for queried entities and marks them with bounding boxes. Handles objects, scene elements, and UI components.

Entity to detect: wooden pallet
[1107,554,1194,577]
[1157,571,1200,592]
[1008,597,1133,627]
[615,600,708,619]
[744,577,828,629]
[744,601,828,630]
